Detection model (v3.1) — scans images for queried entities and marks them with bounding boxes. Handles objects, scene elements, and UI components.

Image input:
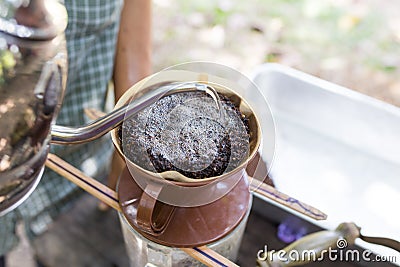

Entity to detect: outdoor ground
[6,0,400,266]
[152,0,400,107]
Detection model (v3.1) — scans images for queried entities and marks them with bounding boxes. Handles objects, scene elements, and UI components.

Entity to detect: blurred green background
[152,0,400,107]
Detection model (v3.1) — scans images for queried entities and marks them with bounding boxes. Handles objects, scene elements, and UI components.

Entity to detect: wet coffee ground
[120,91,250,179]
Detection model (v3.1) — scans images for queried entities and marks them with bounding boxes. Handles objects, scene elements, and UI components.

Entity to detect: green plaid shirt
[0,0,123,255]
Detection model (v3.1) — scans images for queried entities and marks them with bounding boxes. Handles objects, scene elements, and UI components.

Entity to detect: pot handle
[46,153,175,235]
[135,183,175,235]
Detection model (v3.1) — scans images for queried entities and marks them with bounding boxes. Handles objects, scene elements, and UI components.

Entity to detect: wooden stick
[250,181,327,221]
[46,153,121,212]
[181,246,239,267]
[45,153,235,267]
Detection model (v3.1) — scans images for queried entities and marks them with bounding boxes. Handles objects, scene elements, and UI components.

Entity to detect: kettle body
[0,0,67,215]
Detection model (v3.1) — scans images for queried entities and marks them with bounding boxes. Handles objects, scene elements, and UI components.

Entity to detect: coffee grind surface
[121,91,250,179]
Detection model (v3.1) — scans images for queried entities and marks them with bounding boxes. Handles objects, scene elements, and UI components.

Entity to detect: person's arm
[113,0,152,101]
[101,0,152,198]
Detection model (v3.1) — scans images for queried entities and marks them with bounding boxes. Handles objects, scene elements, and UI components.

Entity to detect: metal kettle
[0,0,67,215]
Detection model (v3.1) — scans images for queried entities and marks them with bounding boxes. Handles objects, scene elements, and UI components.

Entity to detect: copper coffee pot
[110,70,262,248]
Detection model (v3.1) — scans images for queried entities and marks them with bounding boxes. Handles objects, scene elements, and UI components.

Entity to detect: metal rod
[250,181,327,221]
[51,82,222,145]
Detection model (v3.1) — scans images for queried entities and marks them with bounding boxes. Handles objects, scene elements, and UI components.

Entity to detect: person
[0,0,152,265]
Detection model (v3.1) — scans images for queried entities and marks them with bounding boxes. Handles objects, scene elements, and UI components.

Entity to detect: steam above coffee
[120,91,250,179]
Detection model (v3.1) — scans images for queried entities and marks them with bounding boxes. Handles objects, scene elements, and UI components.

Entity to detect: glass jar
[119,195,252,267]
